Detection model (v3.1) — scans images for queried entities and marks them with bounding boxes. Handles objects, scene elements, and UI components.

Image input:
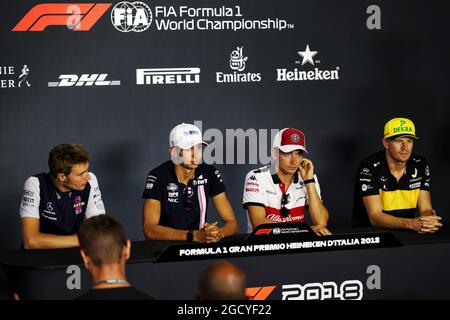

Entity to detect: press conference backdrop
[1,0,449,250]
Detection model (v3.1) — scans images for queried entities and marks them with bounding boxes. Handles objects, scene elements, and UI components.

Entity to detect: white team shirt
[242,165,322,232]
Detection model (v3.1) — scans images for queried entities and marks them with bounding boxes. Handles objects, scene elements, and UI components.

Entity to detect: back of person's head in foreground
[198,260,247,300]
[78,215,130,268]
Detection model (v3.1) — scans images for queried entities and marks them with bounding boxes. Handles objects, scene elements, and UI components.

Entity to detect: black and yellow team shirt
[352,150,431,227]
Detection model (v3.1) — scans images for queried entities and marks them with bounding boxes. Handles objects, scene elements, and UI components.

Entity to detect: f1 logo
[254,228,272,235]
[246,286,276,300]
[13,3,112,31]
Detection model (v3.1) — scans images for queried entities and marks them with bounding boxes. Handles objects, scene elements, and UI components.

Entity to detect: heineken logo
[291,133,300,143]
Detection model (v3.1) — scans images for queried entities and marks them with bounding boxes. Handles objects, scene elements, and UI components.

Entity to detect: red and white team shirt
[242,165,322,232]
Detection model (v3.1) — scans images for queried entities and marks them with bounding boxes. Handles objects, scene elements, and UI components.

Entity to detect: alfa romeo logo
[291,133,300,143]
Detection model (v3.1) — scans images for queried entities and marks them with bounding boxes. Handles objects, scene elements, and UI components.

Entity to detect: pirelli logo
[136,68,201,85]
[245,286,276,300]
[12,3,111,32]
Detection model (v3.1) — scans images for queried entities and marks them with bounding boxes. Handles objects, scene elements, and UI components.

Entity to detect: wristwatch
[186,230,194,242]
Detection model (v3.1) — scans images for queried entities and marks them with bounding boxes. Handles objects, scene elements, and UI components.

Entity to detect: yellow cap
[383,117,418,139]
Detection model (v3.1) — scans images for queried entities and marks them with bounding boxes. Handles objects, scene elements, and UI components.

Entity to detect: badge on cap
[291,133,300,143]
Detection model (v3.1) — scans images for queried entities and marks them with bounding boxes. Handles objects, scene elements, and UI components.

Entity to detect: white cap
[169,123,208,150]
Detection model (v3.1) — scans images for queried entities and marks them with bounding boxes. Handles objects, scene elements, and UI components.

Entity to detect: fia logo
[111,1,153,32]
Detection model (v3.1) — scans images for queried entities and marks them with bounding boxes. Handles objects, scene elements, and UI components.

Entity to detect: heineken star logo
[297,45,318,66]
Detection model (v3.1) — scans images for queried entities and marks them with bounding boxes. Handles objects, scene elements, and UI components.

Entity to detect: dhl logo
[13,3,111,31]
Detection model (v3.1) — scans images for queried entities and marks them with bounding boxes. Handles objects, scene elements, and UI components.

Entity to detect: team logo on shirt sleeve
[93,191,105,210]
[21,190,36,207]
[24,190,34,197]
[245,175,259,193]
[95,201,105,211]
[22,197,34,205]
[146,175,157,189]
[214,170,223,183]
[245,175,260,192]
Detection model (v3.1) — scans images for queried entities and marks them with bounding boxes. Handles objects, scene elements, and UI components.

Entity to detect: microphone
[62,180,76,190]
[62,179,84,191]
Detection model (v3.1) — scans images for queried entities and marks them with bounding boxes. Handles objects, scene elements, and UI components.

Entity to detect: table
[1,226,449,300]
